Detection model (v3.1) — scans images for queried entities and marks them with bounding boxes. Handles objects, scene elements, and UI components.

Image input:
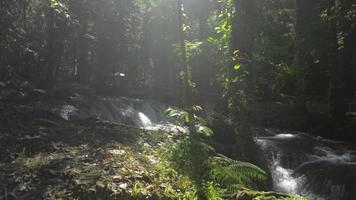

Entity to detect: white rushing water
[55,96,187,132]
[256,138,302,194]
[256,131,356,200]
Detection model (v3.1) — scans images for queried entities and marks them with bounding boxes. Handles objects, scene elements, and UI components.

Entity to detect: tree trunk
[46,5,58,86]
[21,0,29,30]
[232,0,257,118]
[231,0,258,160]
[177,0,190,107]
[327,0,355,135]
[76,8,90,83]
[294,0,312,115]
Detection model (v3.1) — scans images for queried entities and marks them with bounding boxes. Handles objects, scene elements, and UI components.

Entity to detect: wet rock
[256,130,356,199]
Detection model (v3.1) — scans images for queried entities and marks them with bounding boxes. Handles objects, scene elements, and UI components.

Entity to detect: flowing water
[52,96,185,132]
[256,131,356,200]
[46,96,356,199]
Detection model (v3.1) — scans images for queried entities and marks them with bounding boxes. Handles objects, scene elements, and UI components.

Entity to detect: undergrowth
[163,106,306,200]
[0,106,306,200]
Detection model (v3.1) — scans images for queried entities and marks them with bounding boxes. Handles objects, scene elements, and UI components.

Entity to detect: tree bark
[231,0,258,161]
[46,5,58,86]
[327,0,355,134]
[293,0,312,115]
[177,0,190,107]
[76,3,91,83]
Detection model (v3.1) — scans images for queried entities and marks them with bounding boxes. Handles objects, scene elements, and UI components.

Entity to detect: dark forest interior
[0,0,355,199]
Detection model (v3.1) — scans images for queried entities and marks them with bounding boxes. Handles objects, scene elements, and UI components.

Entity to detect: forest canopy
[1,0,355,137]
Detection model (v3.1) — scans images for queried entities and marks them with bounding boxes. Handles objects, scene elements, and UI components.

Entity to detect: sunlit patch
[275,134,296,139]
[108,149,126,155]
[146,155,158,164]
[138,112,152,127]
[114,72,126,77]
[60,105,77,120]
[144,123,188,133]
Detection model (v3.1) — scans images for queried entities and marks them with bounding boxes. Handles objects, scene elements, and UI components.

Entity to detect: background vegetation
[1,0,355,138]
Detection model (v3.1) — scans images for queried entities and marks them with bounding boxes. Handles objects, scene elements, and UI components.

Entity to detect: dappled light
[0,0,355,199]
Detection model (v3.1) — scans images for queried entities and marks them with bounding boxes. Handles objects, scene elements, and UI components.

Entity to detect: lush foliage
[0,0,355,199]
[165,107,267,199]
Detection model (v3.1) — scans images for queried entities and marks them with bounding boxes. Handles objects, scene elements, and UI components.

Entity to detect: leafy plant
[209,155,267,189]
[207,0,242,111]
[131,181,148,197]
[204,181,225,200]
[165,106,217,198]
[165,107,267,199]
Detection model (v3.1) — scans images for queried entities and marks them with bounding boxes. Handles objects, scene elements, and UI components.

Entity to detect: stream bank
[0,87,304,200]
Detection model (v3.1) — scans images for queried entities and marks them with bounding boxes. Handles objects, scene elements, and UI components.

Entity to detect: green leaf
[233,64,241,71]
[165,108,180,117]
[196,125,213,137]
[88,188,97,193]
[182,113,190,123]
[207,36,219,45]
[209,155,267,188]
[49,0,58,8]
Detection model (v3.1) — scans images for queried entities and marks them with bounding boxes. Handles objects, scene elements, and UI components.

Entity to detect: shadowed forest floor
[0,104,193,199]
[0,101,303,200]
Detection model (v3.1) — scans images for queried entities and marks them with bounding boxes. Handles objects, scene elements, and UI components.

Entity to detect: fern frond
[209,155,267,189]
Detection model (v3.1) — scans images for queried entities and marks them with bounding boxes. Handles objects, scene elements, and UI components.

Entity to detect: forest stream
[1,0,355,199]
[1,91,356,199]
[49,96,356,200]
[256,131,356,199]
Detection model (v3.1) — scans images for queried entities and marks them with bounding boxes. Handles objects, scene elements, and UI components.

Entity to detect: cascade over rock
[255,130,356,199]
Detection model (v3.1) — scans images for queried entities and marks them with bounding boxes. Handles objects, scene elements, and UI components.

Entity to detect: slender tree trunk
[46,5,57,85]
[342,24,356,100]
[232,0,257,118]
[141,5,150,85]
[294,0,310,115]
[94,34,109,90]
[76,5,90,83]
[21,0,29,30]
[231,0,258,161]
[177,0,190,107]
[197,0,210,40]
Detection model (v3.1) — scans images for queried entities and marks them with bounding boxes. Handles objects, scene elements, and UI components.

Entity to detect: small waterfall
[35,96,356,199]
[138,112,152,127]
[53,96,184,132]
[256,131,356,200]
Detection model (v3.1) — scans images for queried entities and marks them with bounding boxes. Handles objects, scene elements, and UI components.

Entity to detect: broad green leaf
[165,108,180,117]
[196,125,213,137]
